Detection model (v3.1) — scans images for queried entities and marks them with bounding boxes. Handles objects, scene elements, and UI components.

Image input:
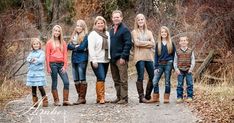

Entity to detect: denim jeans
[72,62,87,82]
[177,70,193,98]
[50,62,69,90]
[135,61,154,82]
[153,60,173,94]
[91,62,109,81]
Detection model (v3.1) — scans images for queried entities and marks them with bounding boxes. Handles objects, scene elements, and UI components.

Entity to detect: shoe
[117,99,128,104]
[186,98,193,103]
[110,98,120,103]
[176,98,183,103]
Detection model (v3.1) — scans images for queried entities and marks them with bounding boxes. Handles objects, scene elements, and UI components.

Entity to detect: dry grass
[0,79,30,109]
[189,82,234,122]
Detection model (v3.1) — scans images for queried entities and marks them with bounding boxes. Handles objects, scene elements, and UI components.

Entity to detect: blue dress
[26,50,47,86]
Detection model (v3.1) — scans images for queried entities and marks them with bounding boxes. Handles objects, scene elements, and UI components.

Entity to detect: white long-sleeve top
[88,31,110,63]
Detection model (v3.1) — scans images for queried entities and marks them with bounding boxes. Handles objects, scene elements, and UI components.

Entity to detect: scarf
[94,29,108,50]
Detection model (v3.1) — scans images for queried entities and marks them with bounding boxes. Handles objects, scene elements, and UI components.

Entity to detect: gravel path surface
[0,64,199,123]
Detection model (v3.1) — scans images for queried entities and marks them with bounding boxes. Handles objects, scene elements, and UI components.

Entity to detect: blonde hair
[93,16,107,32]
[157,26,173,55]
[112,10,123,17]
[31,38,42,50]
[70,20,88,44]
[51,25,64,51]
[134,13,148,32]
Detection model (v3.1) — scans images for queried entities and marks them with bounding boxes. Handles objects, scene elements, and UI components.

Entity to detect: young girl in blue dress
[26,38,48,107]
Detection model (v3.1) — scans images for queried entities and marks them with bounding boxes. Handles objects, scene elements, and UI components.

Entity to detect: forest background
[0,0,233,122]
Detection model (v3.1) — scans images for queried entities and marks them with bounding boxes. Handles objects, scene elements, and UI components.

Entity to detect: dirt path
[0,64,200,123]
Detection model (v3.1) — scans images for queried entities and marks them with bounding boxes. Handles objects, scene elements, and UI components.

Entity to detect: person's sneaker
[110,98,120,103]
[176,98,183,103]
[117,99,128,104]
[186,98,193,103]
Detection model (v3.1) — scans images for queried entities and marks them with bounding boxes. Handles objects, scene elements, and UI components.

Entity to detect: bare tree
[136,0,154,17]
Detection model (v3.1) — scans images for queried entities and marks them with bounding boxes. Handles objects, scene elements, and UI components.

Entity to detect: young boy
[174,36,195,103]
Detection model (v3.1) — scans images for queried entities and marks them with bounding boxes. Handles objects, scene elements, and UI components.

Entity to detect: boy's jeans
[177,70,193,99]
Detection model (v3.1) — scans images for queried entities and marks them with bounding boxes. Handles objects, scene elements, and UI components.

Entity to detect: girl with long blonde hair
[151,26,176,103]
[132,13,155,103]
[46,25,72,106]
[68,20,89,105]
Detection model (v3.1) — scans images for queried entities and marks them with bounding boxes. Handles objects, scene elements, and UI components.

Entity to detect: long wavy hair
[70,20,88,44]
[157,26,173,55]
[51,25,64,51]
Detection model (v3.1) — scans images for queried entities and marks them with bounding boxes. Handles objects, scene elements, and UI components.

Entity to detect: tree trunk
[136,0,154,17]
[52,0,60,23]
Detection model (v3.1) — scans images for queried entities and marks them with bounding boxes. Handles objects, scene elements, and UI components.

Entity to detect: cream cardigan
[88,31,110,63]
[131,29,155,64]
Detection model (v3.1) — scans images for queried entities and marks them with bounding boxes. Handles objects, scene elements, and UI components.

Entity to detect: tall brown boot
[42,96,48,107]
[164,93,170,103]
[32,96,38,107]
[136,81,149,103]
[80,83,87,104]
[52,90,61,106]
[145,80,153,100]
[96,81,105,104]
[73,83,81,105]
[74,83,87,105]
[63,89,73,106]
[149,93,160,103]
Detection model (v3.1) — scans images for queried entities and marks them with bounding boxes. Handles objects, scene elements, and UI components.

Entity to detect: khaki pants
[110,62,128,101]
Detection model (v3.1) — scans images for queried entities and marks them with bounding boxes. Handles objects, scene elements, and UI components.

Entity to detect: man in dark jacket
[110,10,132,104]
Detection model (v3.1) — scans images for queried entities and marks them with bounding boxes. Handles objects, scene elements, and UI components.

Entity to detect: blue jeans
[153,61,173,94]
[177,70,193,98]
[135,61,154,82]
[50,62,69,90]
[91,62,109,81]
[72,62,87,82]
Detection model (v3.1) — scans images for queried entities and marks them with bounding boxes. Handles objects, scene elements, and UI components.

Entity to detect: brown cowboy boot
[74,82,87,104]
[52,90,61,106]
[42,96,48,107]
[96,81,105,104]
[149,93,160,103]
[63,89,73,106]
[136,81,149,103]
[73,83,81,105]
[164,93,170,103]
[32,96,38,107]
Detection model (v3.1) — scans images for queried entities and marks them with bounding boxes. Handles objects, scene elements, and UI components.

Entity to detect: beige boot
[96,81,105,104]
[164,93,170,103]
[149,93,160,103]
[63,89,73,106]
[52,90,61,106]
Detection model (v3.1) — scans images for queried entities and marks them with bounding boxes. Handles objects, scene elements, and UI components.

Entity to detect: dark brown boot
[145,80,153,100]
[42,96,48,107]
[96,81,105,104]
[136,81,149,103]
[164,93,170,103]
[73,83,81,105]
[74,83,87,105]
[63,89,73,106]
[52,90,61,106]
[149,93,160,103]
[32,96,38,107]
